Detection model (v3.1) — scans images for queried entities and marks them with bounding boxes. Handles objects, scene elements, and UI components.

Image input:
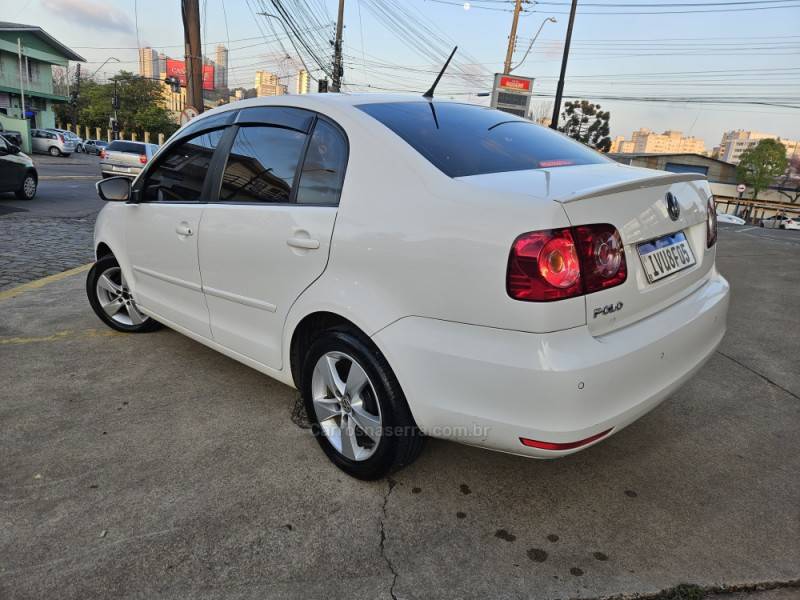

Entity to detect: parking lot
[1,164,799,599]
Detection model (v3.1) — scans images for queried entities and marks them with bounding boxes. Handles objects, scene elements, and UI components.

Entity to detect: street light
[89,57,120,81]
[510,17,556,73]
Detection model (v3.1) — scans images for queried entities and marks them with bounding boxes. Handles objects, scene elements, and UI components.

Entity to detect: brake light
[139,154,147,164]
[520,428,613,450]
[707,196,718,248]
[99,150,106,159]
[57,134,65,142]
[507,224,627,302]
[573,224,627,293]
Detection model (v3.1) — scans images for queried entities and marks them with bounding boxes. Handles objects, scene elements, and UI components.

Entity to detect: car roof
[188,92,464,129]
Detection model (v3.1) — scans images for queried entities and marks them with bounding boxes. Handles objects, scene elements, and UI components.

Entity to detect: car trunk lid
[458,163,715,336]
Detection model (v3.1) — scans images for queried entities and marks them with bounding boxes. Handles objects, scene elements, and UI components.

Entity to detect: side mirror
[8,144,20,154]
[96,176,132,202]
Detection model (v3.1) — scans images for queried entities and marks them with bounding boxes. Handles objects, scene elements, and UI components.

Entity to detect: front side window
[296,120,348,206]
[141,129,224,202]
[357,101,609,178]
[219,126,306,203]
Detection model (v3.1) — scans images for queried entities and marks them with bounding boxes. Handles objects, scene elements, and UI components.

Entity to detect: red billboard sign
[165,58,215,91]
[498,76,532,92]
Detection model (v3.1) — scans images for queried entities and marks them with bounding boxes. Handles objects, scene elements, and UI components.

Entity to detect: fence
[56,123,166,146]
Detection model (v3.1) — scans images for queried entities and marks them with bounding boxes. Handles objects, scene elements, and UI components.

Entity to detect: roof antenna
[423,46,457,99]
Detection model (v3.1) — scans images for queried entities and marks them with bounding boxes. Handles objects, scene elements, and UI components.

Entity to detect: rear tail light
[99,150,106,159]
[57,134,65,142]
[706,196,718,248]
[507,224,627,302]
[139,154,147,164]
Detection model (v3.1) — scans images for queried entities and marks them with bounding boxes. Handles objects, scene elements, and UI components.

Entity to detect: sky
[2,0,799,150]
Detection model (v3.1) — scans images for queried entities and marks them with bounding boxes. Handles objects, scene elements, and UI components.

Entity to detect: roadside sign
[737,184,746,194]
[490,73,534,119]
[180,106,199,125]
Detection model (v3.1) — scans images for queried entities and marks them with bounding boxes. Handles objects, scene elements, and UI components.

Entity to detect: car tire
[48,146,61,157]
[302,328,425,480]
[86,255,162,333]
[14,172,37,200]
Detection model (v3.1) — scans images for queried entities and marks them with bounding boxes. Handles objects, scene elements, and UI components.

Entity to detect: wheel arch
[95,242,114,260]
[289,311,365,389]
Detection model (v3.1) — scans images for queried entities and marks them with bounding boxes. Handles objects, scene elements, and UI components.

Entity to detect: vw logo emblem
[665,192,680,221]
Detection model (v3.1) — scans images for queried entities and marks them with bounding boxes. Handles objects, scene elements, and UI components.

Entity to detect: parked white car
[760,214,800,230]
[716,211,746,225]
[87,95,729,479]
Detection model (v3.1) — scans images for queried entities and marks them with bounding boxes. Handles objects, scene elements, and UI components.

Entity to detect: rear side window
[108,141,146,154]
[296,120,348,205]
[356,101,608,178]
[219,126,307,203]
[141,129,224,202]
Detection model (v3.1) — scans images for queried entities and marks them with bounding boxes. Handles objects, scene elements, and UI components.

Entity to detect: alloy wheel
[311,351,382,461]
[22,176,36,199]
[94,266,147,326]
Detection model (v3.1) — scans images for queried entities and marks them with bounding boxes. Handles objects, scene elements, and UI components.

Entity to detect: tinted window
[356,102,609,178]
[142,129,224,202]
[108,141,146,154]
[296,120,348,206]
[0,136,7,151]
[219,126,306,203]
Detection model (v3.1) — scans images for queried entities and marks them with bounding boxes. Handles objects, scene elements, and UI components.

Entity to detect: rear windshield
[108,141,146,154]
[356,101,608,178]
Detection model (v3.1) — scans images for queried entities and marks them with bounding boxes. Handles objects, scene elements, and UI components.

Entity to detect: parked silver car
[46,128,84,152]
[31,129,75,156]
[99,140,159,178]
[83,139,110,155]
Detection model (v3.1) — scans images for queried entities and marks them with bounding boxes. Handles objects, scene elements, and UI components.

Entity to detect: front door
[198,113,348,369]
[0,136,25,191]
[125,129,225,338]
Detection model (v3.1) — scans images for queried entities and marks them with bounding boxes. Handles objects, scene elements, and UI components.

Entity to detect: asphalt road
[0,226,798,600]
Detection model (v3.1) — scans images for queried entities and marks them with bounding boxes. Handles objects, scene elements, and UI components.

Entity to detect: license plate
[637,231,696,283]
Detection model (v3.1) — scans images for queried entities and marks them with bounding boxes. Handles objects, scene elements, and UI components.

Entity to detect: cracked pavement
[1,226,798,599]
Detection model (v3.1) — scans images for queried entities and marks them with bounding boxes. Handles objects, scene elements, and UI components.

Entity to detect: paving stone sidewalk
[0,214,95,291]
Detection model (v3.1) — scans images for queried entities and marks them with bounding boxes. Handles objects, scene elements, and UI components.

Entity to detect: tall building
[611,128,706,155]
[157,52,167,79]
[138,47,159,80]
[296,69,310,95]
[718,130,800,164]
[215,44,228,89]
[255,71,286,97]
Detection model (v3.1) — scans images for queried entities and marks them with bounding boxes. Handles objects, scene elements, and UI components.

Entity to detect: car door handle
[287,237,320,250]
[175,223,194,236]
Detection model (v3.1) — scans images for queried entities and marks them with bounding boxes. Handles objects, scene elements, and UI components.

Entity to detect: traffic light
[165,77,181,93]
[111,94,120,110]
[318,79,328,93]
[69,90,79,106]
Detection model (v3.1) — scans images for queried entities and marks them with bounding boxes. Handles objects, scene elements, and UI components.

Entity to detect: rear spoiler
[554,172,707,204]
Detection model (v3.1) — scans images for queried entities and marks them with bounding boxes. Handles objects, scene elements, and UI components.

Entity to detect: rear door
[198,108,346,369]
[125,128,226,337]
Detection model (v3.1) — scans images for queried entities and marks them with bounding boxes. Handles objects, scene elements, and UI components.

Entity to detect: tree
[558,100,611,152]
[55,71,179,138]
[775,155,800,204]
[736,138,788,201]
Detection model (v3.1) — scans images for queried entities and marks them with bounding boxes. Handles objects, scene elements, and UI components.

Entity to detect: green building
[0,22,85,152]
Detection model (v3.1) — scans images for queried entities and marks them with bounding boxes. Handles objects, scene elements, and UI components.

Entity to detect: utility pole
[550,0,578,130]
[72,63,81,131]
[331,0,345,92]
[17,38,26,122]
[503,0,524,75]
[181,0,204,113]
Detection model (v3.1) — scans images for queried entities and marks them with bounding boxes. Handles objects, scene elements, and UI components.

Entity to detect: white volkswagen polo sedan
[88,94,729,479]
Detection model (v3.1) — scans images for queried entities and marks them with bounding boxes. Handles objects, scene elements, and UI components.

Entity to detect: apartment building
[138,47,159,80]
[296,69,310,95]
[611,128,706,155]
[255,71,286,97]
[718,130,799,164]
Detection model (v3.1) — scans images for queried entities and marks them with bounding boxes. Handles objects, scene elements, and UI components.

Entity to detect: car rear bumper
[373,268,730,458]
